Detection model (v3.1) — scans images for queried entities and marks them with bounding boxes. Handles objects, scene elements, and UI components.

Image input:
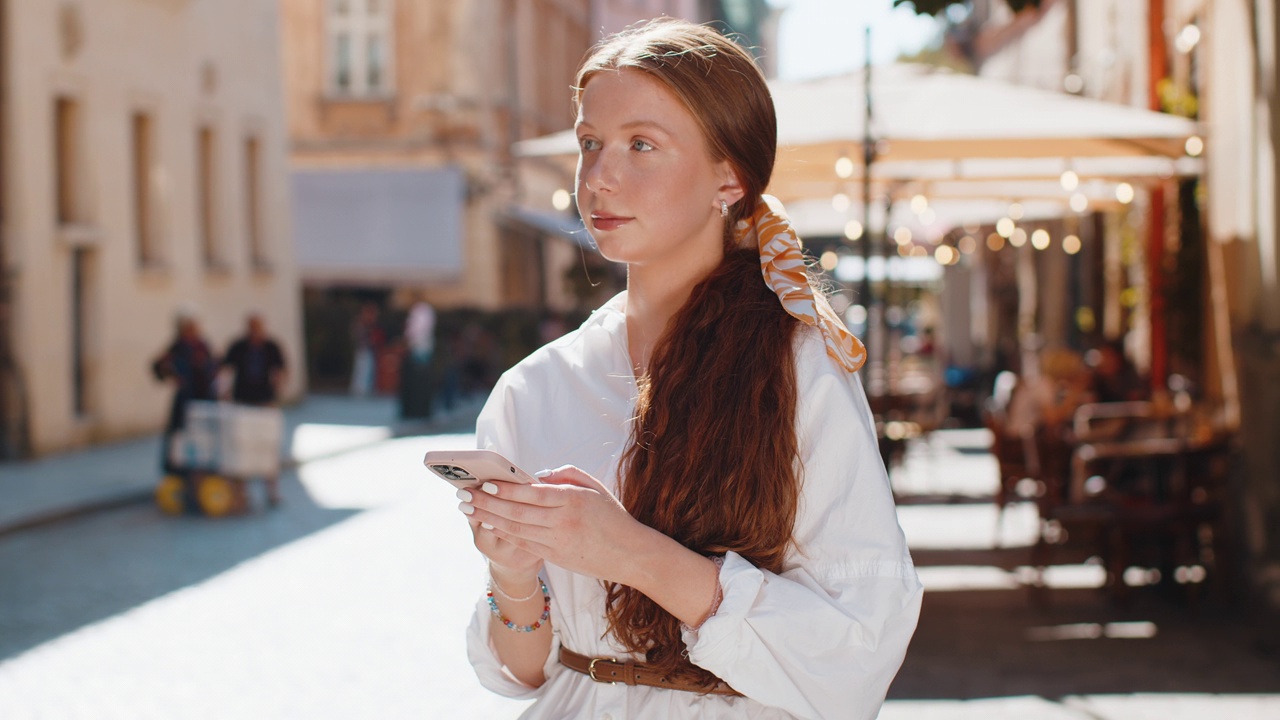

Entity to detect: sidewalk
[0,394,483,536]
[884,429,1280,718]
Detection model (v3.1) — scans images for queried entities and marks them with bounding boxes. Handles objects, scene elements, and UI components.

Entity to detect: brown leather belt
[558,647,741,696]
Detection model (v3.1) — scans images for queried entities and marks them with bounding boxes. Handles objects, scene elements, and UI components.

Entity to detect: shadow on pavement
[891,583,1280,702]
[887,430,1280,709]
[0,471,356,662]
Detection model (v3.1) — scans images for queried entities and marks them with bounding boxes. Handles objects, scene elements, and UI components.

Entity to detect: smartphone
[423,449,538,490]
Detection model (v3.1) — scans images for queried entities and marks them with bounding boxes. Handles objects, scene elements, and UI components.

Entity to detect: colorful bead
[487,578,551,632]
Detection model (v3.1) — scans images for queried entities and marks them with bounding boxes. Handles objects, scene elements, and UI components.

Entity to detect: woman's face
[574,69,740,271]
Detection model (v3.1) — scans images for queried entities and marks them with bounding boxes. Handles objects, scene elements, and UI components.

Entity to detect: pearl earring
[720,200,728,218]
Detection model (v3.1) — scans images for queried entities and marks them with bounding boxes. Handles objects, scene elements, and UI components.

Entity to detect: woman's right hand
[460,484,542,584]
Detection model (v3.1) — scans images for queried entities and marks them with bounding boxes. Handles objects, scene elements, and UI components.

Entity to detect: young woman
[457,19,922,720]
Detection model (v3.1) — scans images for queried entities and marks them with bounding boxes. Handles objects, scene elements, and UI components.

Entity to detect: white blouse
[466,293,922,720]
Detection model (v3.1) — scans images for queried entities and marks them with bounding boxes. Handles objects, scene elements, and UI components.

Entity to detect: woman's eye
[631,139,654,152]
[578,137,600,152]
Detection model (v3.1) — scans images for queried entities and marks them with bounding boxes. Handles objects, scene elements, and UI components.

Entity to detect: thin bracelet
[681,555,726,633]
[488,570,543,603]
[487,578,551,632]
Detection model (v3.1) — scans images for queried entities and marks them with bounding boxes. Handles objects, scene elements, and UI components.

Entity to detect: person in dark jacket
[220,313,287,505]
[152,312,218,475]
[221,313,287,406]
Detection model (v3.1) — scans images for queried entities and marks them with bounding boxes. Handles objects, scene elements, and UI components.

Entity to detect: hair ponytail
[607,247,799,687]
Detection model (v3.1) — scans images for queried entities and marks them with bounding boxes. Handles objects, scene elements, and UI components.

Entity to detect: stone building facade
[0,0,304,457]
[281,0,772,315]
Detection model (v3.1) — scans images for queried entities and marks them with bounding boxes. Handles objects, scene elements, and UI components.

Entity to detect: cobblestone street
[0,428,1277,718]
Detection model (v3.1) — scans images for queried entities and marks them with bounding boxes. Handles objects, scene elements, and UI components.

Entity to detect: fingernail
[481,522,494,530]
[459,502,475,515]
[534,469,553,478]
[481,482,499,495]
[456,489,473,502]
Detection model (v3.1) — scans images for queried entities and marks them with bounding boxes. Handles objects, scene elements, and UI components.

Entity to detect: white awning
[514,64,1203,203]
[292,167,465,286]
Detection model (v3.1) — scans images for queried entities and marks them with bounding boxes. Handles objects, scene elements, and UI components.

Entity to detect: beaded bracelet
[487,577,551,632]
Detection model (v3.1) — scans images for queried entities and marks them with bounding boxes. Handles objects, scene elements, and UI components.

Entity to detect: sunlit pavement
[0,428,1277,718]
[0,434,533,719]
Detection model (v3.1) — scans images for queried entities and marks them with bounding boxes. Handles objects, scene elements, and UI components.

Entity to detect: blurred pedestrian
[399,301,436,419]
[1085,341,1146,403]
[221,313,287,406]
[151,310,217,475]
[457,19,920,718]
[349,301,383,397]
[1006,347,1094,439]
[220,313,287,505]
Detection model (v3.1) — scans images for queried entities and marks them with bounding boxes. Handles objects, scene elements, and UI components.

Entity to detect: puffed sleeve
[681,330,923,720]
[463,373,565,699]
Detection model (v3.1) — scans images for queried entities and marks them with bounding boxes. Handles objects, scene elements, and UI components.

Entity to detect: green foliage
[893,0,1044,16]
[896,44,974,74]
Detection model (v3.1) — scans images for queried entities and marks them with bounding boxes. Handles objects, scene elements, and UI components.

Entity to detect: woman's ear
[716,161,746,211]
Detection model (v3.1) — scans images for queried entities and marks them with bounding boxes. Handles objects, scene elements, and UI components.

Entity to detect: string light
[1115,183,1135,204]
[1010,228,1028,247]
[1185,136,1204,157]
[1008,202,1024,220]
[958,235,977,254]
[894,227,913,245]
[996,217,1015,238]
[1070,193,1089,213]
[1031,229,1051,250]
[844,220,864,241]
[832,193,851,212]
[1176,24,1201,54]
[835,156,855,178]
[987,233,1005,251]
[819,251,839,271]
[551,189,571,211]
[1063,234,1082,254]
[1060,170,1080,191]
[910,195,929,214]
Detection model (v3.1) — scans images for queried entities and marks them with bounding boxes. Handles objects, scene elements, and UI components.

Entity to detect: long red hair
[575,19,799,688]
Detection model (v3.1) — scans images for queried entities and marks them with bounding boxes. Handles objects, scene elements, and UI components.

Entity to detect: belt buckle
[587,657,617,684]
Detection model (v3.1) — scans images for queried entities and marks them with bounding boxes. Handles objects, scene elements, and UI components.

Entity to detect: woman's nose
[582,150,618,194]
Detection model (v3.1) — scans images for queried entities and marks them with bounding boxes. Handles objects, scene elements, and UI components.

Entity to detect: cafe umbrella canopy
[515,63,1218,408]
[514,63,1203,199]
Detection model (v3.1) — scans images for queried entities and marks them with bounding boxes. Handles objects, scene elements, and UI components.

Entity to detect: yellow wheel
[156,475,187,516]
[197,475,239,517]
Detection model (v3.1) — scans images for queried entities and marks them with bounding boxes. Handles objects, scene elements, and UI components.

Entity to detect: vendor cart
[156,401,284,517]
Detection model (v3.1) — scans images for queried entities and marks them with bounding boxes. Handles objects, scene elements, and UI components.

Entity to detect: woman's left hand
[460,465,654,586]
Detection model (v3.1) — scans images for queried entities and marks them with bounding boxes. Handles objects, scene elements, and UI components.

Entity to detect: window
[132,111,157,265]
[197,126,219,267]
[244,134,266,268]
[71,248,93,417]
[327,0,394,97]
[54,97,83,225]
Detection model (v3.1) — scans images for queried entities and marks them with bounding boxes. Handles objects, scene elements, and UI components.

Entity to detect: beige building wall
[5,0,304,455]
[283,0,716,314]
[591,0,708,35]
[282,0,597,311]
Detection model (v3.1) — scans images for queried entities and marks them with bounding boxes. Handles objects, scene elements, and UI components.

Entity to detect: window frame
[325,0,396,99]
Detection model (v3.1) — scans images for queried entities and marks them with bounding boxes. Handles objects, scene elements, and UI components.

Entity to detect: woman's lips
[590,214,632,231]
